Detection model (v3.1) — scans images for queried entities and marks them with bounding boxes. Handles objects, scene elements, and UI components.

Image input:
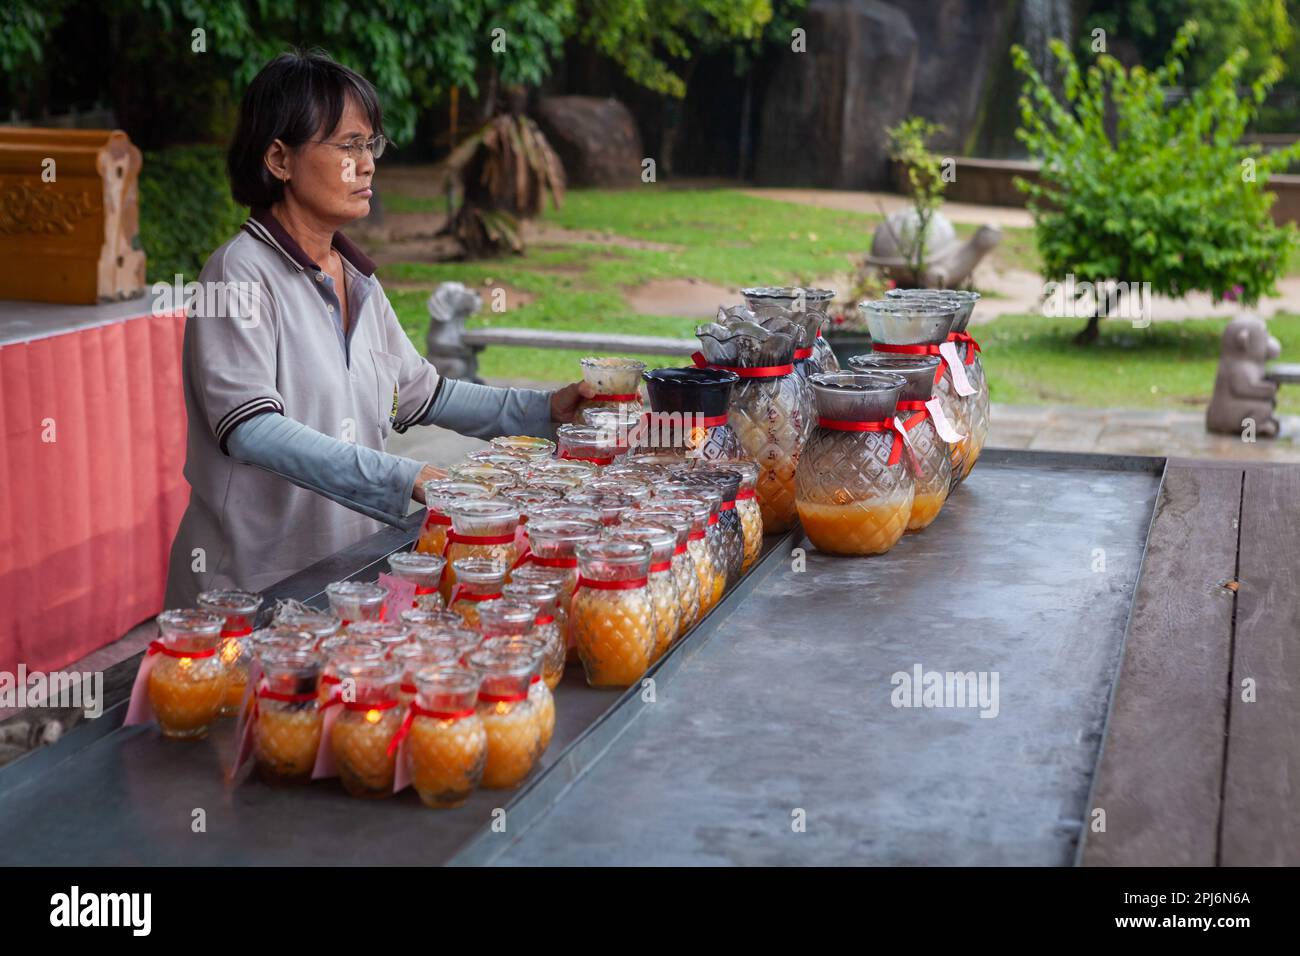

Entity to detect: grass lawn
[378,186,1299,413]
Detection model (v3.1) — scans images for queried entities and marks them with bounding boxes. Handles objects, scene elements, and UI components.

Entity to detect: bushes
[138,144,244,283]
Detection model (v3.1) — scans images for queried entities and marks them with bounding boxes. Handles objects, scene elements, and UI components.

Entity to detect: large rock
[534,96,643,187]
[754,0,918,189]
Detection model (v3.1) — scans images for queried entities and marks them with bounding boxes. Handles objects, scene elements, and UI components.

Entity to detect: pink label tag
[378,573,416,618]
[311,701,341,779]
[123,649,160,727]
[938,341,976,396]
[393,718,412,794]
[228,680,261,788]
[925,398,966,443]
[893,416,924,477]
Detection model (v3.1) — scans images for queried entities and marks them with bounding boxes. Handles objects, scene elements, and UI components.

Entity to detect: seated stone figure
[1206,314,1282,438]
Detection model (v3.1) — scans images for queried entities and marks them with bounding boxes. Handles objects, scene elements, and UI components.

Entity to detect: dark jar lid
[643,367,740,418]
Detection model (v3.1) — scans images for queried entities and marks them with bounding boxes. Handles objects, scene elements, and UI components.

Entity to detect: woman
[164,51,589,607]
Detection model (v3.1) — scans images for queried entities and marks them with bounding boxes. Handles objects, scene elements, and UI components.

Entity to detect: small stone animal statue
[863,209,1001,288]
[1206,314,1282,438]
[425,281,483,380]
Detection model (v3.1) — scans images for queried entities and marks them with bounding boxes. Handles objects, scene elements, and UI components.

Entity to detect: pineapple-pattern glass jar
[638,367,742,459]
[694,319,808,533]
[147,609,227,739]
[849,353,952,532]
[390,642,460,706]
[447,462,519,493]
[519,518,601,648]
[416,480,493,557]
[571,540,657,688]
[695,459,763,571]
[481,637,554,753]
[325,581,387,628]
[330,659,403,798]
[636,508,699,639]
[742,286,839,373]
[197,588,262,717]
[406,665,488,808]
[556,423,620,466]
[448,558,509,630]
[271,608,341,648]
[502,486,564,524]
[441,500,520,602]
[411,623,482,666]
[576,357,645,428]
[671,486,728,609]
[562,490,639,527]
[468,646,543,789]
[489,434,557,461]
[502,581,566,689]
[252,647,324,785]
[795,371,915,556]
[318,639,385,705]
[346,621,414,659]
[386,551,446,610]
[650,497,717,617]
[604,522,681,662]
[529,458,598,487]
[669,467,745,589]
[862,297,965,483]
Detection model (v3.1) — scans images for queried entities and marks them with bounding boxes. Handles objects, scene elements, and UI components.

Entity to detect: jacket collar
[241,206,376,278]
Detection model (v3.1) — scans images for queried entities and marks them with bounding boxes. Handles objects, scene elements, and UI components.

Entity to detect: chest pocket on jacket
[370,349,403,441]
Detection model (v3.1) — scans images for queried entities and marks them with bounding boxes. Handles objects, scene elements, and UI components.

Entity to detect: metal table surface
[0,450,1163,865]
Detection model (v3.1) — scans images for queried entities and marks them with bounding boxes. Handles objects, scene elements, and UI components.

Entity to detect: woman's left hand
[549,380,595,424]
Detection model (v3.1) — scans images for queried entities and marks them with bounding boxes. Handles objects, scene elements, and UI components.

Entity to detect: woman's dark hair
[227,50,384,208]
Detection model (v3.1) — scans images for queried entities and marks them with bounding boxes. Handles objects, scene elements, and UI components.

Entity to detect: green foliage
[886,116,950,276]
[138,145,244,283]
[1012,22,1300,307]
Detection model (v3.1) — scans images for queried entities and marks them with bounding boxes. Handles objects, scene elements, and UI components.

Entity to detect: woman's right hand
[411,463,448,503]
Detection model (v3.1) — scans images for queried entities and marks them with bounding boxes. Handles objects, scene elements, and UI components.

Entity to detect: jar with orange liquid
[467,647,543,789]
[252,647,324,785]
[670,467,744,589]
[325,581,387,628]
[556,423,620,467]
[416,480,493,557]
[318,639,385,706]
[575,356,645,428]
[330,660,403,798]
[390,642,460,706]
[671,486,729,608]
[570,540,657,688]
[405,665,489,808]
[636,508,699,638]
[440,500,519,602]
[693,322,809,533]
[604,522,680,663]
[519,518,600,646]
[196,589,262,717]
[639,366,742,459]
[849,353,953,532]
[482,636,554,753]
[447,558,508,629]
[489,435,557,462]
[861,297,965,484]
[147,610,227,739]
[795,370,916,556]
[501,582,566,689]
[386,552,446,610]
[650,496,718,617]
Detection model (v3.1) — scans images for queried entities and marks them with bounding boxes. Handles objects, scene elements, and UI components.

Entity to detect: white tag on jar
[925,398,966,443]
[893,416,923,477]
[938,341,976,396]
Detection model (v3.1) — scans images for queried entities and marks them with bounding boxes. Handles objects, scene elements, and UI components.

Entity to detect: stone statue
[425,281,483,380]
[863,208,1001,289]
[1206,314,1282,438]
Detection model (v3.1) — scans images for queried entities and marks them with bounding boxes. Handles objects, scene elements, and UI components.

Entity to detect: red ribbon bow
[947,330,982,365]
[816,417,908,466]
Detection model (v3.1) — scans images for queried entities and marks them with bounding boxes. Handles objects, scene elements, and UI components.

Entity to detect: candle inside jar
[408,713,488,807]
[477,699,541,788]
[570,587,656,688]
[255,706,322,783]
[149,654,226,738]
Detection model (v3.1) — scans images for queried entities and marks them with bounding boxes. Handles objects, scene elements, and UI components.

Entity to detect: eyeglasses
[311,134,388,159]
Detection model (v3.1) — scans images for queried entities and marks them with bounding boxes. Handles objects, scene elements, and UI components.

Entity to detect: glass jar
[250,626,318,661]
[318,639,385,705]
[696,459,763,572]
[416,480,493,556]
[406,665,488,808]
[556,423,620,466]
[575,356,645,425]
[489,435,557,461]
[849,353,952,531]
[520,519,601,648]
[330,660,403,798]
[585,477,653,507]
[694,320,808,533]
[325,581,388,628]
[503,486,563,524]
[509,562,574,654]
[669,468,745,589]
[386,551,447,610]
[862,297,966,484]
[196,588,262,717]
[271,608,341,648]
[252,647,324,785]
[448,558,509,629]
[390,642,460,706]
[465,451,533,476]
[529,458,598,487]
[650,497,717,617]
[743,286,840,374]
[502,582,566,689]
[562,490,639,527]
[346,620,413,657]
[637,367,743,459]
[571,540,657,688]
[468,647,543,789]
[604,522,680,662]
[670,486,728,609]
[795,371,916,556]
[447,461,519,493]
[441,500,520,602]
[148,609,227,739]
[481,637,553,753]
[636,508,699,639]
[528,504,602,527]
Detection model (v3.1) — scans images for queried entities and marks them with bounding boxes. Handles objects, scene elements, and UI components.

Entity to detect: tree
[1013,21,1300,344]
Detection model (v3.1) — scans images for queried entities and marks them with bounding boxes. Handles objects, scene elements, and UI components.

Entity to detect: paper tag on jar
[925,398,966,443]
[311,701,342,779]
[938,341,976,396]
[227,682,261,788]
[378,573,416,618]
